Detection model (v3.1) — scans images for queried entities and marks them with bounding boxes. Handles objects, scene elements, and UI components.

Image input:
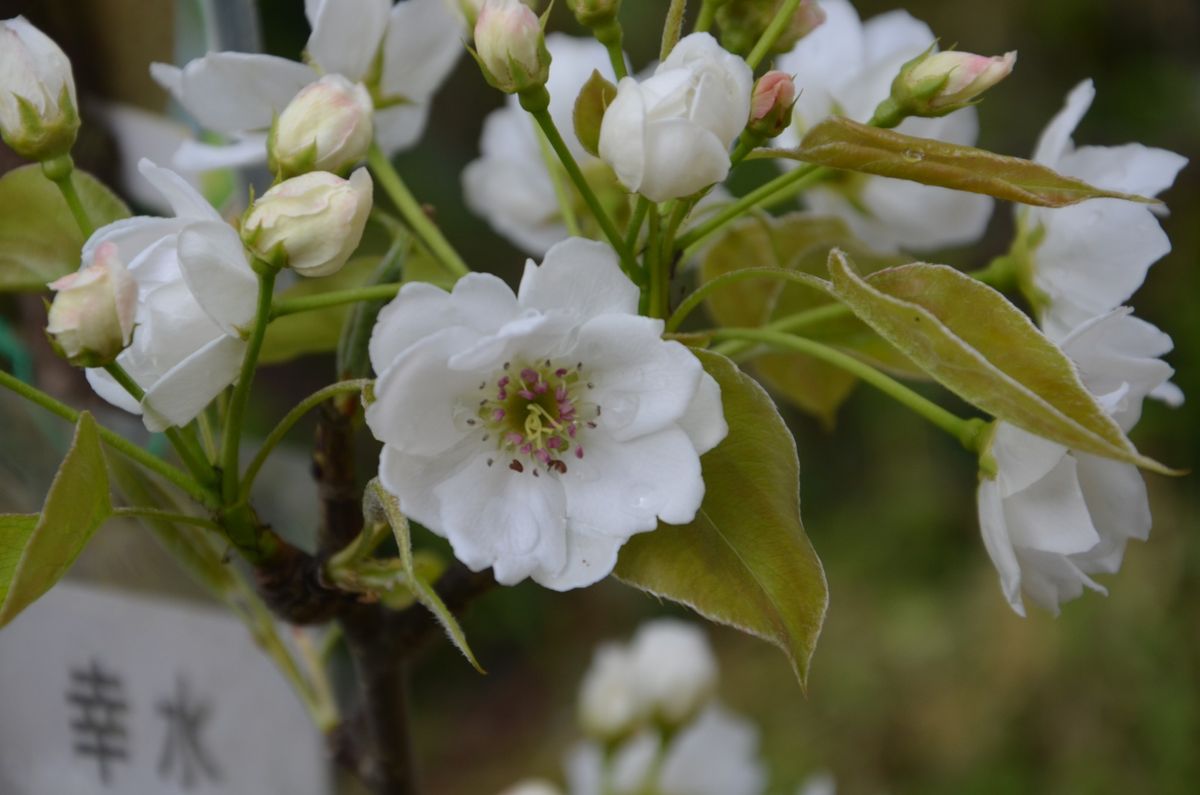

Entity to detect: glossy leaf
[0,413,112,628]
[827,251,1170,473]
[761,117,1155,208]
[615,349,828,687]
[573,69,617,158]
[0,165,130,291]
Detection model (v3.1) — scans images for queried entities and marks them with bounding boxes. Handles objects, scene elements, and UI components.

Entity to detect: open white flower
[977,309,1177,616]
[463,34,613,255]
[567,706,766,795]
[599,33,753,202]
[772,0,993,252]
[84,160,256,431]
[365,238,727,590]
[151,0,462,170]
[1019,80,1187,339]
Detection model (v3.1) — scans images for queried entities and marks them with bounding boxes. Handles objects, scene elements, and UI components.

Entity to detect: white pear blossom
[151,0,462,170]
[567,706,766,795]
[0,16,78,160]
[578,619,718,738]
[365,238,727,590]
[977,309,1177,616]
[772,0,994,252]
[1018,80,1187,340]
[84,160,257,432]
[463,34,613,255]
[599,33,753,202]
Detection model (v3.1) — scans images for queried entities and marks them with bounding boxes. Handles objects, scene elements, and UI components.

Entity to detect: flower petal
[177,221,258,335]
[639,119,730,202]
[1032,79,1094,167]
[977,476,1026,615]
[1002,453,1100,557]
[171,134,269,172]
[676,371,728,455]
[373,100,431,154]
[535,527,625,591]
[306,0,389,81]
[1058,143,1186,198]
[517,238,639,320]
[598,76,647,194]
[136,159,222,221]
[658,706,766,795]
[381,0,464,99]
[1072,452,1149,574]
[141,334,246,431]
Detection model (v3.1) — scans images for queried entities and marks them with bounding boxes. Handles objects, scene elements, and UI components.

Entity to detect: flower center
[464,359,599,476]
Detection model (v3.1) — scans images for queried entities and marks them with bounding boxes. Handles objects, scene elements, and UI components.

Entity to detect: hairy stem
[661,0,689,60]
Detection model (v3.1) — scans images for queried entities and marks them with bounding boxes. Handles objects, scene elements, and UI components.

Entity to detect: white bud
[269,75,374,179]
[46,241,137,366]
[629,619,718,726]
[242,169,373,278]
[0,16,79,160]
[577,642,643,740]
[907,50,1017,111]
[474,0,550,94]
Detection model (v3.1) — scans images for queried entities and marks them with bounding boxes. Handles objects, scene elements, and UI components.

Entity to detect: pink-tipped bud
[747,70,796,138]
[46,241,137,366]
[473,0,551,95]
[269,74,374,179]
[876,47,1017,125]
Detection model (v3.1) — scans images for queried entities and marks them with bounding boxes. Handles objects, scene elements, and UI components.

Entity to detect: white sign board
[0,582,330,794]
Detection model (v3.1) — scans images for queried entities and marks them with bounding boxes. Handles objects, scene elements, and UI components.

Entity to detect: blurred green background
[1,1,1197,793]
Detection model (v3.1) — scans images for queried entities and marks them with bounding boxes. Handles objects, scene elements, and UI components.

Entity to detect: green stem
[521,90,637,277]
[593,21,629,80]
[745,0,803,70]
[0,369,217,507]
[220,268,276,503]
[238,379,371,501]
[696,1,718,32]
[367,143,469,278]
[271,284,403,319]
[42,156,94,238]
[535,123,583,237]
[646,207,667,318]
[103,363,214,484]
[676,163,822,258]
[711,328,988,450]
[661,0,689,60]
[625,195,650,254]
[710,302,850,357]
[112,506,223,533]
[666,266,834,332]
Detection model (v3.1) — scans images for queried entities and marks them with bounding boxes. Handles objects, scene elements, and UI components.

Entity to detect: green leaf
[700,213,914,425]
[368,480,484,673]
[827,251,1171,473]
[260,256,381,364]
[760,117,1156,208]
[0,165,130,291]
[573,69,618,158]
[614,349,828,687]
[0,412,112,628]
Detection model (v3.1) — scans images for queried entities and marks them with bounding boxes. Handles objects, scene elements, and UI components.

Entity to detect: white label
[0,582,329,794]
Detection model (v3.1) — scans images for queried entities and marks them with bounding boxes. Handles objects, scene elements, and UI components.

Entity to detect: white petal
[373,102,431,154]
[561,425,705,537]
[565,742,605,795]
[85,366,142,415]
[172,135,268,172]
[677,371,728,455]
[93,102,202,215]
[306,0,389,81]
[1058,143,1186,198]
[774,0,864,131]
[136,159,222,221]
[83,216,186,275]
[574,315,703,441]
[1032,79,1094,167]
[1072,452,1149,574]
[818,178,994,253]
[860,9,934,59]
[448,312,576,372]
[535,528,624,591]
[1002,453,1100,557]
[977,477,1025,616]
[151,54,315,135]
[381,0,464,99]
[142,334,246,431]
[518,238,639,319]
[598,77,647,195]
[1016,547,1103,616]
[177,221,258,335]
[989,422,1069,497]
[639,119,730,202]
[658,705,766,795]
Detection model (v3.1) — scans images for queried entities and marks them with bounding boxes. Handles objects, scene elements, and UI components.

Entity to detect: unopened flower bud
[46,242,136,367]
[567,0,621,28]
[875,48,1017,126]
[473,0,551,95]
[747,70,796,138]
[241,169,373,278]
[716,0,825,57]
[0,17,79,161]
[269,75,374,179]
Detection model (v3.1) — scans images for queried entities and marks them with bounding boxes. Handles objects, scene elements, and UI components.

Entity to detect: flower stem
[625,195,650,253]
[660,0,689,61]
[666,266,835,332]
[745,0,804,70]
[271,284,403,319]
[239,379,371,502]
[592,20,629,80]
[645,207,667,318]
[695,1,718,32]
[711,328,988,451]
[220,268,276,503]
[41,156,94,238]
[520,89,637,278]
[112,506,223,533]
[535,122,583,237]
[367,143,469,278]
[0,368,217,507]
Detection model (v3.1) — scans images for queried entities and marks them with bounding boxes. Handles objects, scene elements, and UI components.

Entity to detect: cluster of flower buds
[473,0,552,96]
[0,17,79,161]
[714,0,826,57]
[268,74,374,180]
[241,169,374,277]
[45,242,137,367]
[873,46,1017,127]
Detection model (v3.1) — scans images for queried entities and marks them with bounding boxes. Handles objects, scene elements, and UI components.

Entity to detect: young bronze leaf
[0,165,130,292]
[0,412,112,628]
[614,349,828,688]
[761,117,1154,208]
[573,69,618,158]
[827,251,1170,473]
